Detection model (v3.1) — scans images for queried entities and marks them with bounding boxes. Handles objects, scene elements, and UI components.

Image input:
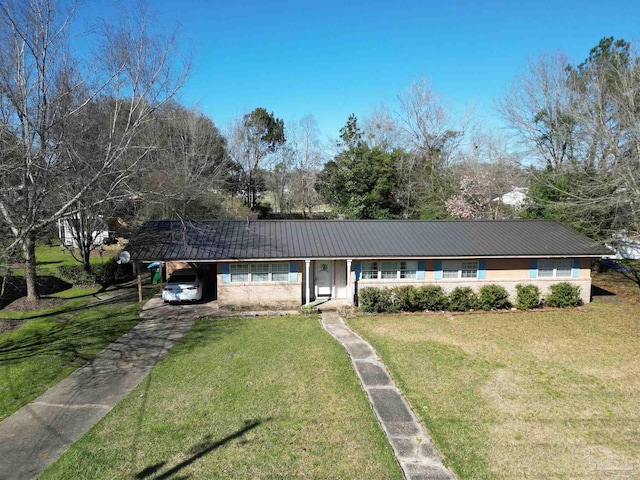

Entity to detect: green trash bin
[151,267,162,285]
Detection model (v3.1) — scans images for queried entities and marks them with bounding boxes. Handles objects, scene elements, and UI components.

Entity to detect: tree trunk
[23,234,38,302]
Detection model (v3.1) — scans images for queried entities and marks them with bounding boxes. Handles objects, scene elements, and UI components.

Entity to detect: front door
[315,261,333,297]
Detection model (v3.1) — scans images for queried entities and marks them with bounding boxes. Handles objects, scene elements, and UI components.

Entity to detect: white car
[162,268,204,303]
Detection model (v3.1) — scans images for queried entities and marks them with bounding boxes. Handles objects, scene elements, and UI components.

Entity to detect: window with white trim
[443,260,478,279]
[230,264,249,282]
[400,261,417,279]
[250,263,269,282]
[271,263,290,281]
[538,259,572,277]
[361,261,419,280]
[381,261,397,279]
[362,261,379,280]
[229,263,292,282]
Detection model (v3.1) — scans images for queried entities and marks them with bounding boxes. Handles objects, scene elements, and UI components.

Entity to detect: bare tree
[394,77,467,217]
[288,115,324,216]
[499,40,640,237]
[363,103,401,152]
[0,0,185,301]
[497,52,579,170]
[134,103,230,220]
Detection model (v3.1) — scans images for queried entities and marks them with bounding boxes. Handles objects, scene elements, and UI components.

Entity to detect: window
[362,261,378,280]
[230,264,249,282]
[538,259,572,278]
[229,263,292,282]
[360,260,420,280]
[250,263,269,282]
[272,263,290,281]
[461,261,478,278]
[381,261,397,279]
[400,261,417,279]
[442,260,478,279]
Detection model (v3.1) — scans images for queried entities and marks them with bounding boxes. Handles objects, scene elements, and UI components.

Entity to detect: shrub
[545,282,582,308]
[56,258,133,287]
[92,258,134,287]
[358,287,395,313]
[478,284,511,311]
[414,285,448,311]
[448,287,478,312]
[515,284,541,310]
[56,265,95,285]
[390,285,419,312]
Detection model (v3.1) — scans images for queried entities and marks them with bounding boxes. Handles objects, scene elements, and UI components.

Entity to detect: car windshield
[168,274,196,283]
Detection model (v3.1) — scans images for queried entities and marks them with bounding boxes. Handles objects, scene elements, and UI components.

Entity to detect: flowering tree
[446,170,514,219]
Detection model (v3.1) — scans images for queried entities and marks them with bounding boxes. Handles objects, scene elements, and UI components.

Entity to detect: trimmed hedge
[545,282,582,308]
[358,287,396,313]
[415,285,449,311]
[448,287,478,312]
[515,284,541,310]
[359,282,582,314]
[478,284,511,311]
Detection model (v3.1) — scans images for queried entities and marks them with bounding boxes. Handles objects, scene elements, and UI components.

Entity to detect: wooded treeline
[1,0,638,300]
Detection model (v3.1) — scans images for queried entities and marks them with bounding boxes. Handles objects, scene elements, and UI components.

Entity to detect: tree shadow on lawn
[0,276,72,309]
[0,309,137,365]
[0,288,140,322]
[135,419,269,480]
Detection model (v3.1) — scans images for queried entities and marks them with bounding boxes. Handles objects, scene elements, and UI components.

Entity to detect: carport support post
[346,259,352,306]
[305,259,311,305]
[135,262,143,306]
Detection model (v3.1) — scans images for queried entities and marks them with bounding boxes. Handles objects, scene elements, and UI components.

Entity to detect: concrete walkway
[0,297,200,480]
[321,312,456,480]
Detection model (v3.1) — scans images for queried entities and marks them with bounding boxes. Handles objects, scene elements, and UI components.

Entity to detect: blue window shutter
[478,260,486,279]
[354,262,361,280]
[221,264,231,284]
[530,259,538,278]
[434,261,443,280]
[289,262,298,282]
[417,261,425,280]
[572,259,580,278]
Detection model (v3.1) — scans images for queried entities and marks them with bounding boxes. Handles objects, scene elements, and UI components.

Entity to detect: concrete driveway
[0,297,201,480]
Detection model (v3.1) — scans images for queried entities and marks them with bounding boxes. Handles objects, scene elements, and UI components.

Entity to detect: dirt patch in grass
[0,318,25,334]
[2,297,65,313]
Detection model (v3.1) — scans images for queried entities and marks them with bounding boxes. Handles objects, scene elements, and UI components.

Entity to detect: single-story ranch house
[126,219,611,308]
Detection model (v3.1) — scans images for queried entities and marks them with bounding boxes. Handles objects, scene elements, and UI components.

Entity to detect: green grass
[42,316,403,480]
[0,289,100,320]
[0,295,141,421]
[349,304,640,479]
[3,244,116,277]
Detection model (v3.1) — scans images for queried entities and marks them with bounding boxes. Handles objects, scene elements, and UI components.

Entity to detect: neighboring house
[57,216,110,248]
[126,219,611,308]
[493,187,528,210]
[604,231,640,260]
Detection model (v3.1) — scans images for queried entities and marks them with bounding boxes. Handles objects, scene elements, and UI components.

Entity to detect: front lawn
[349,304,640,479]
[42,315,402,479]
[0,289,141,421]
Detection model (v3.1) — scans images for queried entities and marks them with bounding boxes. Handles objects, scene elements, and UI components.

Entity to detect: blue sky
[120,1,640,141]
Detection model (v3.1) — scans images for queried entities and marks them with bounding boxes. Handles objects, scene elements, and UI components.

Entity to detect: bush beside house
[359,282,582,313]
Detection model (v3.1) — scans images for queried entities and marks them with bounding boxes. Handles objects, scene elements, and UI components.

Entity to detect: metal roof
[126,219,611,262]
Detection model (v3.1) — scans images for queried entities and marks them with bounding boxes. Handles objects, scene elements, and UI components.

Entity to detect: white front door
[315,261,333,297]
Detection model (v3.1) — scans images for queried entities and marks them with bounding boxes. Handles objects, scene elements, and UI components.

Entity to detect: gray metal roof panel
[126,219,612,261]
